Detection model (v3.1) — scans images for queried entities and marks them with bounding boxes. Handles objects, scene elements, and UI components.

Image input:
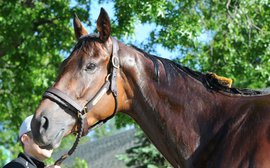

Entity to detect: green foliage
[1,141,22,166]
[67,157,88,168]
[91,117,119,139]
[0,0,91,164]
[0,146,10,166]
[110,0,270,89]
[115,113,135,129]
[1,0,269,167]
[44,157,55,166]
[45,157,88,168]
[117,128,171,168]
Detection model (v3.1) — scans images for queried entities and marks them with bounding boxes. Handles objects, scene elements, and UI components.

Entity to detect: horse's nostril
[41,116,49,130]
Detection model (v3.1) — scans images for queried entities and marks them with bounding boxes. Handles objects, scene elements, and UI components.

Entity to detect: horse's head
[31,8,121,149]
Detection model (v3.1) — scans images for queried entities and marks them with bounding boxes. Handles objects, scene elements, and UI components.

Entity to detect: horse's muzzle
[31,113,64,149]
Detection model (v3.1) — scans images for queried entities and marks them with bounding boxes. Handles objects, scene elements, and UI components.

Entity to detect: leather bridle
[42,37,120,165]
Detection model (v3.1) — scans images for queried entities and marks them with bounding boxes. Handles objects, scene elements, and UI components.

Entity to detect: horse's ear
[97,8,111,42]
[73,14,88,40]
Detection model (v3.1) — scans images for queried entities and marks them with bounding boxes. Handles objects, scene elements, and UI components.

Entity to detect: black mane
[131,45,264,96]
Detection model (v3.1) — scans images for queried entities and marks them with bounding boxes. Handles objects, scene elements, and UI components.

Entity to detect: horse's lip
[39,143,54,150]
[39,129,64,150]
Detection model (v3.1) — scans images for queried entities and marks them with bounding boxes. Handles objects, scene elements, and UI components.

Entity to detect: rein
[42,37,120,166]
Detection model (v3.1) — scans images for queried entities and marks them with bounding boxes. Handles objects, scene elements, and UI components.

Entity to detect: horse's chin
[39,142,60,150]
[39,130,65,150]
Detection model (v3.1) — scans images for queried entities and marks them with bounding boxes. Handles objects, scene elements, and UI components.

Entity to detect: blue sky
[70,1,214,60]
[73,1,180,60]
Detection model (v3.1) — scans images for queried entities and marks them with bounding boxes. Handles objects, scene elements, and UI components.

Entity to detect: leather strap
[44,88,84,112]
[54,112,84,166]
[110,37,119,97]
[84,78,111,113]
[42,37,120,166]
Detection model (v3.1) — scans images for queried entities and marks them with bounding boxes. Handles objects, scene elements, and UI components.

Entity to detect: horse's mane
[71,36,263,96]
[131,45,264,96]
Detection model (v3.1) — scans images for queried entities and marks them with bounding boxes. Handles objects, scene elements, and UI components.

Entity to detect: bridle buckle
[82,106,88,115]
[112,55,119,69]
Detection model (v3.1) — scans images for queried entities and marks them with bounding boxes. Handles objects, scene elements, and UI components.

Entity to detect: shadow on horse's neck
[117,43,240,167]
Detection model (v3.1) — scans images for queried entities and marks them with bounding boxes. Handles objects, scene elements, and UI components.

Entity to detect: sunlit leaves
[111,0,269,89]
[0,0,91,163]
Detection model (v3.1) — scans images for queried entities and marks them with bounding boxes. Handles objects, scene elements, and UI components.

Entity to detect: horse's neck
[118,44,233,167]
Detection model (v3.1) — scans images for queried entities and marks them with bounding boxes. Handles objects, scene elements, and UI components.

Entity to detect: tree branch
[0,51,5,57]
[226,0,231,10]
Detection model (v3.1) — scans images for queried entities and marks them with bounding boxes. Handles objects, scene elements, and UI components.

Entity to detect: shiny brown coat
[31,8,270,168]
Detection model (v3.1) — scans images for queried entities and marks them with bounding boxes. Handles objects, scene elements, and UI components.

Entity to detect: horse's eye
[85,62,96,71]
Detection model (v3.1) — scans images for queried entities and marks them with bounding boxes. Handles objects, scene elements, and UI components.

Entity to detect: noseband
[42,37,120,165]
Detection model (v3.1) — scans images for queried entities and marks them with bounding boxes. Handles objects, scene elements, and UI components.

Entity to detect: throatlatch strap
[110,37,119,97]
[84,80,111,112]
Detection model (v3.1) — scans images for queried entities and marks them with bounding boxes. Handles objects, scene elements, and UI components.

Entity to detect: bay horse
[31,8,270,168]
